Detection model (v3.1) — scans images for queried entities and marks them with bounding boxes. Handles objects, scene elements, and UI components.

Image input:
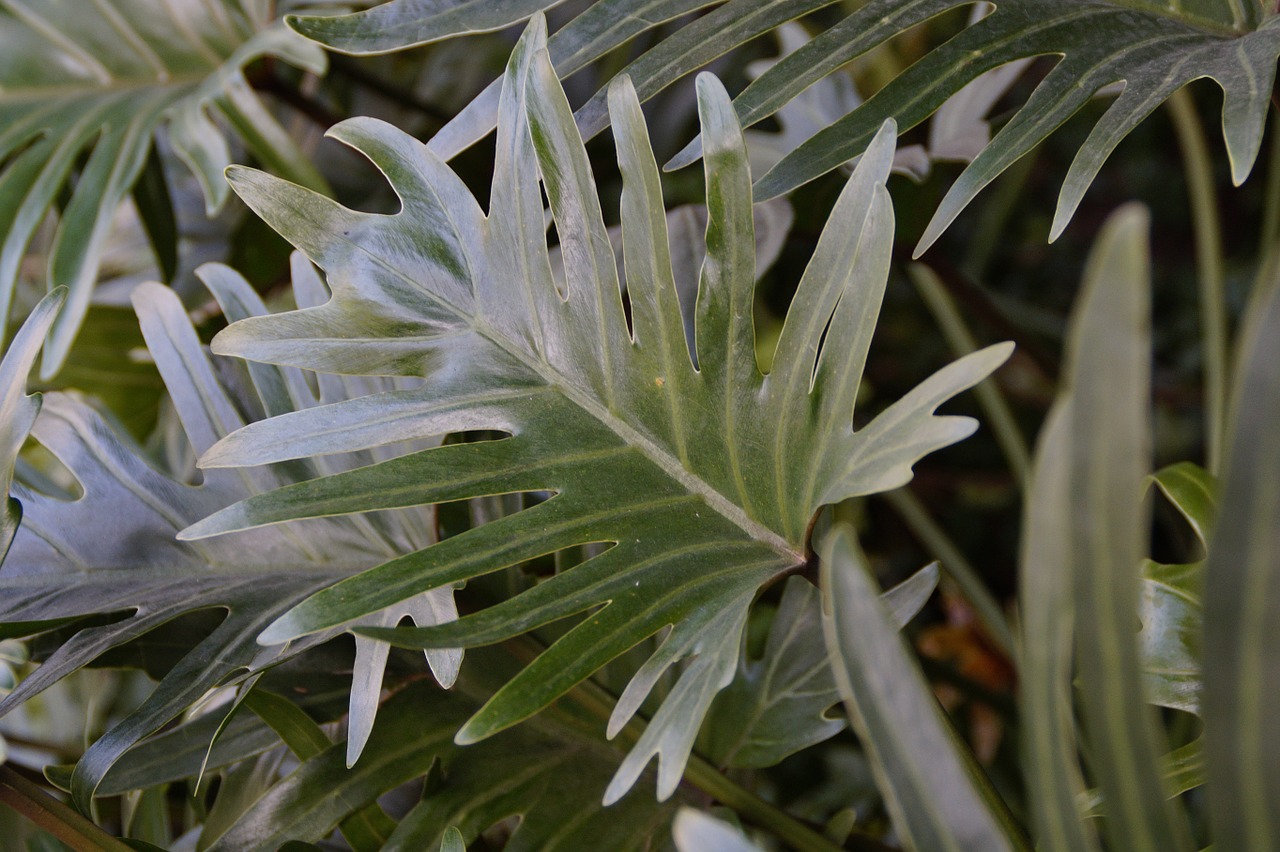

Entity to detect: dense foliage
[1,1,1277,850]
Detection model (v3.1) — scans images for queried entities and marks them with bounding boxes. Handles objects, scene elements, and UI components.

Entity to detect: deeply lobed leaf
[330,0,1280,256]
[183,16,1010,802]
[738,0,1279,254]
[0,287,64,558]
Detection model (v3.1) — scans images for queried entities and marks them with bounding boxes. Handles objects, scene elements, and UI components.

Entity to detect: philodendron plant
[1,2,1278,851]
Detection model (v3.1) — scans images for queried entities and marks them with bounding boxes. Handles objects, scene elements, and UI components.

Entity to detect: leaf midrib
[0,71,212,104]
[326,213,801,562]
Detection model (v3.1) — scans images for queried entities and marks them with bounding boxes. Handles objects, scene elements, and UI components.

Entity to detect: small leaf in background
[673,808,765,852]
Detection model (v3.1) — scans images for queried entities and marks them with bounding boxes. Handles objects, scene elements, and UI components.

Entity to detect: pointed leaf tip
[257,614,300,647]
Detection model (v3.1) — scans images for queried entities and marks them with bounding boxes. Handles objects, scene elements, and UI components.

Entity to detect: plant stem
[963,149,1037,279]
[328,56,453,126]
[0,765,133,851]
[681,759,896,852]
[1256,111,1280,289]
[216,77,333,198]
[908,263,1031,485]
[882,487,1016,660]
[916,256,1060,381]
[1167,87,1227,475]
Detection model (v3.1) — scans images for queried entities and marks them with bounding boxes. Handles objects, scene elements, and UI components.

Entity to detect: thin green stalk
[963,149,1037,278]
[0,765,134,852]
[882,487,1016,659]
[1167,87,1227,475]
[908,263,1031,484]
[680,759,897,852]
[1255,110,1280,292]
[216,86,332,198]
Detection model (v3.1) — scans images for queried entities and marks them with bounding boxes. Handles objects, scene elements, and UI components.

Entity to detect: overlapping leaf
[288,0,724,162]
[1060,206,1192,850]
[209,674,681,851]
[702,567,937,769]
[735,0,1279,253]
[0,258,458,811]
[287,0,1276,255]
[180,16,1010,802]
[1018,205,1197,850]
[739,17,1029,180]
[0,0,327,376]
[287,0,572,55]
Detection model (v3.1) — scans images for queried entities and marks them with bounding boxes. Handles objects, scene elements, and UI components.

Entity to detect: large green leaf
[0,0,327,376]
[1203,266,1280,851]
[181,16,1009,802]
[819,527,1025,851]
[305,0,1279,256]
[0,259,458,811]
[735,0,1278,253]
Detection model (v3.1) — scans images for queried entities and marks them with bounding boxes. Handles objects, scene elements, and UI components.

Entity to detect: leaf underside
[183,16,1009,802]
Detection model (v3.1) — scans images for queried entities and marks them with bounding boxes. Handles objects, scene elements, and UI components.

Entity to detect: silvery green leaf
[182,17,1008,802]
